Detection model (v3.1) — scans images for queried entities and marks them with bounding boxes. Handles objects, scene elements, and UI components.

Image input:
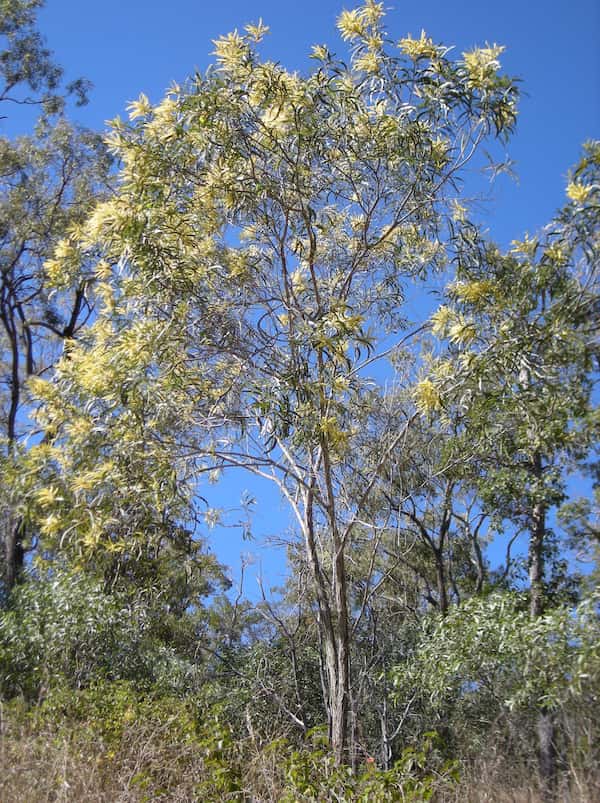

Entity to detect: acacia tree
[38,2,518,761]
[420,142,599,794]
[0,1,111,594]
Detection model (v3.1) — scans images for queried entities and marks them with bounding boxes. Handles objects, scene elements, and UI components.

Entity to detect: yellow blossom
[291,268,308,294]
[36,486,60,507]
[399,31,438,60]
[544,243,567,264]
[414,379,441,414]
[337,9,366,41]
[127,93,152,121]
[430,137,450,168]
[448,317,477,345]
[451,199,467,222]
[94,260,112,281]
[310,44,330,61]
[333,376,350,393]
[463,45,504,87]
[41,514,62,536]
[354,51,380,74]
[510,234,538,258]
[212,31,248,68]
[566,182,591,204]
[430,305,454,336]
[244,19,269,42]
[451,280,495,304]
[363,0,385,25]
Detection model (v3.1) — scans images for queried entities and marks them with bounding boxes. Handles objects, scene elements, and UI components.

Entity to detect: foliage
[279,728,458,802]
[0,0,112,594]
[422,141,599,513]
[394,591,600,733]
[0,0,89,115]
[0,569,204,698]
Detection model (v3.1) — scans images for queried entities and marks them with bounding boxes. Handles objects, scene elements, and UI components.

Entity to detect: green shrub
[279,728,458,802]
[0,569,199,699]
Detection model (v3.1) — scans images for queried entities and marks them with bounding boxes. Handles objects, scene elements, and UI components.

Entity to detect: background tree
[1,0,89,117]
[0,1,112,594]
[420,141,599,796]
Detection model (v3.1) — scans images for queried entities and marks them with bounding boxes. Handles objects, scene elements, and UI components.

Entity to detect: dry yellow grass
[1,711,598,802]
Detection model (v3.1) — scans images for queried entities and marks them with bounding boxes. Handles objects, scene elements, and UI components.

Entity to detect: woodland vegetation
[0,2,599,800]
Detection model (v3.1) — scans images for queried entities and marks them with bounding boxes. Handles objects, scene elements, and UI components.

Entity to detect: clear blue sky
[23,1,600,592]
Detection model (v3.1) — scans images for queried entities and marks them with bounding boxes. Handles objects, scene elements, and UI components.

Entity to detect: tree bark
[302,489,350,764]
[529,452,557,801]
[529,500,546,620]
[434,550,449,615]
[2,516,24,597]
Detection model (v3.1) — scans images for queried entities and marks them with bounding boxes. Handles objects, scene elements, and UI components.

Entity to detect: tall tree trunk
[529,453,557,801]
[529,500,546,620]
[303,490,351,764]
[330,535,350,764]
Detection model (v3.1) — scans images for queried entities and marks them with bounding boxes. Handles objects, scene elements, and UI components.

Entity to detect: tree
[0,2,111,594]
[394,590,600,787]
[1,0,89,117]
[36,2,519,762]
[420,141,600,794]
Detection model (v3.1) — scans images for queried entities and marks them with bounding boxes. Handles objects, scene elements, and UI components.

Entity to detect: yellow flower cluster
[431,305,476,344]
[413,379,441,414]
[398,31,438,61]
[566,182,592,204]
[451,280,495,304]
[354,51,380,74]
[337,9,367,41]
[430,305,454,335]
[36,486,60,507]
[244,19,270,42]
[127,92,152,121]
[430,137,450,169]
[463,45,504,88]
[212,31,249,69]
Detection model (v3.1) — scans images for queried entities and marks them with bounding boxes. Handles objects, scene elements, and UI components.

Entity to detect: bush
[0,569,200,699]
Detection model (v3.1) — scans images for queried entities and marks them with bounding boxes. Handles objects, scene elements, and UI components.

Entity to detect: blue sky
[15,1,600,592]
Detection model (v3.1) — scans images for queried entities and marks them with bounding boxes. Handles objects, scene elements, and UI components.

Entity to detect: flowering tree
[35,2,518,760]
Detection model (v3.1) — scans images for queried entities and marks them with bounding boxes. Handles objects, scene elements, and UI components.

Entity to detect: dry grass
[0,715,220,802]
[1,710,598,802]
[440,757,599,803]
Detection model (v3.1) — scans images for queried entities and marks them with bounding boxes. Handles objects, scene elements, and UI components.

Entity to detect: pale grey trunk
[303,494,351,764]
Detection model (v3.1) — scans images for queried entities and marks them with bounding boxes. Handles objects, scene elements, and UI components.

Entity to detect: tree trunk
[434,550,449,615]
[537,710,557,801]
[529,500,545,620]
[529,453,557,800]
[330,537,350,764]
[2,515,24,598]
[302,494,351,764]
